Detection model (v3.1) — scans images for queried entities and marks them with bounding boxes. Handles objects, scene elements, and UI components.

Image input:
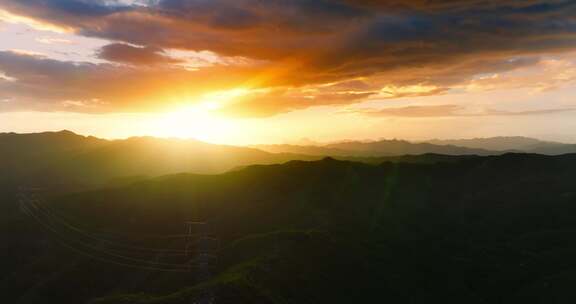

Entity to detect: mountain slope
[0,131,108,187]
[4,154,576,303]
[0,131,319,187]
[529,143,576,155]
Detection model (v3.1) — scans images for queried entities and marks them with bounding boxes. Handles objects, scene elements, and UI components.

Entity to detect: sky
[1,0,576,145]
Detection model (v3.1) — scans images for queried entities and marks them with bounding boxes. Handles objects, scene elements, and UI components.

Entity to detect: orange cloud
[1,0,576,116]
[346,104,576,118]
[0,8,70,33]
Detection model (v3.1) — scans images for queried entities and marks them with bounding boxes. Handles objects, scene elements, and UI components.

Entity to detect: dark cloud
[97,43,182,65]
[344,0,571,12]
[156,0,367,32]
[1,0,576,115]
[6,0,574,63]
[22,0,131,16]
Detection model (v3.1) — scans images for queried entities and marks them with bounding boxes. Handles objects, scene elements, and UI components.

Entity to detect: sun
[149,89,249,143]
[152,105,232,143]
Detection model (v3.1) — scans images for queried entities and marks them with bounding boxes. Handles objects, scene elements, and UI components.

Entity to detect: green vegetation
[4,132,576,303]
[2,151,576,303]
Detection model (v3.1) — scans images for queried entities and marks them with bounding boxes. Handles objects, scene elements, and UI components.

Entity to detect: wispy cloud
[345,104,576,118]
[35,37,73,44]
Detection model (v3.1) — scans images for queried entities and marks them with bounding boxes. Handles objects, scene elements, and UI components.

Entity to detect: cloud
[463,56,576,92]
[345,0,572,12]
[0,50,261,112]
[0,8,70,32]
[217,88,377,117]
[347,104,576,118]
[346,105,465,117]
[4,1,575,64]
[0,50,376,116]
[35,37,74,44]
[483,107,576,116]
[1,0,576,115]
[97,43,182,65]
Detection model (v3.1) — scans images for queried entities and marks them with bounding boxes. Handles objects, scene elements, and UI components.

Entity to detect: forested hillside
[2,154,576,303]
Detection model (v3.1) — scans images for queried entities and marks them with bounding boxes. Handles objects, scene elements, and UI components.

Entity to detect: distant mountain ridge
[256,136,576,156]
[326,139,496,156]
[427,136,560,151]
[426,136,576,154]
[254,139,496,157]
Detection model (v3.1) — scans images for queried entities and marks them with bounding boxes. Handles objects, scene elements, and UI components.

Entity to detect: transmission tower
[17,187,210,270]
[18,186,220,303]
[184,221,219,304]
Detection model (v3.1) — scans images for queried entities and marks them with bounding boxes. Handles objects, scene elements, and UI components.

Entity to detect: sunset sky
[1,0,576,144]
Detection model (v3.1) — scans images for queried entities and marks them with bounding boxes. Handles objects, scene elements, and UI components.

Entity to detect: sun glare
[148,89,249,143]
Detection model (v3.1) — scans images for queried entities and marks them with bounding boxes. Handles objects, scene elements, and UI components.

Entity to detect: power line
[21,201,195,271]
[18,186,221,295]
[17,187,194,239]
[185,221,219,304]
[20,203,188,272]
[22,191,204,254]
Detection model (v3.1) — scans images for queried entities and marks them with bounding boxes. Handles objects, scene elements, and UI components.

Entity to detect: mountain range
[2,131,576,190]
[426,136,576,153]
[253,139,495,157]
[255,136,576,156]
[3,131,576,303]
